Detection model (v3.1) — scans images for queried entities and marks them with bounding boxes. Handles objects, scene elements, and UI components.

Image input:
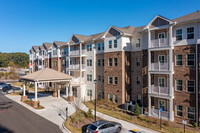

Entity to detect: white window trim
[186,53,195,66]
[187,27,194,40]
[175,29,183,41]
[175,54,183,66]
[158,99,166,110]
[187,107,195,120]
[175,105,183,117]
[158,32,165,39]
[108,76,112,84]
[108,58,112,66]
[175,79,183,92]
[136,39,140,47]
[158,55,165,64]
[158,77,166,87]
[113,76,118,85]
[186,80,195,93]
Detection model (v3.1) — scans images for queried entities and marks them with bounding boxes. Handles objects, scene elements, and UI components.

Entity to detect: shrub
[193,122,197,128]
[134,103,140,116]
[38,102,40,107]
[71,117,76,123]
[86,109,93,118]
[29,84,34,88]
[163,122,169,126]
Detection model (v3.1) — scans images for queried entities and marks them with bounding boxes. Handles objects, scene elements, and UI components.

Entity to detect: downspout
[195,20,199,125]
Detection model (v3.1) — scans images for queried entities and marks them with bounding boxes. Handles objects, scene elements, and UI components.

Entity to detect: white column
[169,99,173,121]
[66,86,68,97]
[58,88,60,98]
[69,84,73,96]
[169,25,173,47]
[148,96,151,116]
[148,29,151,48]
[148,51,151,71]
[68,45,70,75]
[80,43,82,82]
[23,82,26,96]
[35,82,38,101]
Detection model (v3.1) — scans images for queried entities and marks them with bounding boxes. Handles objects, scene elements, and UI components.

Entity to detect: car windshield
[88,124,97,130]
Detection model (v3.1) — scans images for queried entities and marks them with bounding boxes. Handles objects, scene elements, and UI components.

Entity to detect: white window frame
[158,77,165,87]
[114,39,117,48]
[136,39,140,47]
[108,76,112,84]
[87,74,92,81]
[108,58,112,66]
[187,80,195,93]
[158,55,165,64]
[176,105,183,117]
[175,54,183,66]
[98,59,101,66]
[187,27,194,39]
[187,107,195,120]
[176,29,182,41]
[114,58,117,66]
[186,54,195,66]
[109,40,112,49]
[175,79,183,91]
[114,76,118,85]
[98,43,101,51]
[158,99,166,111]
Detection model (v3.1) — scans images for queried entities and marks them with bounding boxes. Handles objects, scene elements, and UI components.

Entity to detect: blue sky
[0,0,199,53]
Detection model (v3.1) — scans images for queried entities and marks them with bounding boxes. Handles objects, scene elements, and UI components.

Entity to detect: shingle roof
[113,26,135,35]
[39,45,45,50]
[21,68,73,82]
[32,46,39,52]
[74,34,91,42]
[43,43,53,49]
[172,11,200,23]
[53,41,68,47]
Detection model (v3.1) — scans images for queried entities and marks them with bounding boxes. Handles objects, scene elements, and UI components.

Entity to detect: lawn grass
[83,102,198,133]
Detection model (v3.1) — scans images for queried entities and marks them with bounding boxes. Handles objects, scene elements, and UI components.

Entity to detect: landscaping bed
[65,109,102,133]
[84,100,200,133]
[24,100,44,109]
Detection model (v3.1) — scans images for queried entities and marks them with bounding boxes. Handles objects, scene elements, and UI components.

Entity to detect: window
[102,42,104,50]
[114,58,118,66]
[87,90,92,97]
[158,55,165,64]
[64,48,67,55]
[87,44,92,51]
[176,80,183,91]
[176,55,182,66]
[102,59,104,66]
[98,59,101,66]
[159,100,166,111]
[114,39,117,48]
[108,76,112,84]
[98,43,101,51]
[187,54,195,66]
[98,90,101,99]
[176,105,183,117]
[187,80,195,93]
[102,76,104,82]
[87,59,92,66]
[53,49,57,55]
[109,40,112,48]
[87,74,92,81]
[98,75,101,82]
[108,58,112,66]
[108,94,112,101]
[114,77,118,85]
[187,107,195,119]
[136,76,140,84]
[176,29,182,41]
[114,95,118,103]
[187,27,194,39]
[136,58,140,66]
[158,77,165,87]
[136,39,140,47]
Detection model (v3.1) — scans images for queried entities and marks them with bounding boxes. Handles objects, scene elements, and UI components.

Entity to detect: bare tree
[71,97,83,115]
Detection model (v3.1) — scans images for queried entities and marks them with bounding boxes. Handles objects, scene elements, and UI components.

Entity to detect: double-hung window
[98,59,101,66]
[187,27,194,39]
[87,90,92,97]
[176,55,182,66]
[176,29,182,41]
[187,80,195,93]
[102,59,104,66]
[108,76,112,84]
[114,39,117,48]
[136,39,140,47]
[98,43,101,51]
[108,58,112,66]
[98,75,101,82]
[187,54,195,66]
[136,76,140,84]
[176,105,183,117]
[187,107,195,119]
[114,58,117,66]
[87,59,92,66]
[136,58,140,66]
[114,95,118,103]
[87,44,92,51]
[109,40,112,48]
[87,74,92,81]
[114,77,118,85]
[108,94,112,101]
[176,80,183,91]
[102,42,104,50]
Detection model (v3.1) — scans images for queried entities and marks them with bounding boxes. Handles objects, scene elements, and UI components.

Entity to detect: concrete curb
[62,120,72,133]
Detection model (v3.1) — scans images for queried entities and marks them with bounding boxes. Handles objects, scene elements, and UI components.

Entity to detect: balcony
[149,85,172,96]
[150,38,169,48]
[70,50,86,56]
[150,62,170,72]
[151,108,170,120]
[69,64,86,70]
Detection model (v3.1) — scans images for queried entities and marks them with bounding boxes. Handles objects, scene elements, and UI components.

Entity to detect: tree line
[0,52,29,68]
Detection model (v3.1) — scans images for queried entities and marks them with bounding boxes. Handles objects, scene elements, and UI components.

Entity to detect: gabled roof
[32,46,39,52]
[68,34,91,44]
[113,26,135,35]
[84,32,105,43]
[21,68,73,82]
[172,11,200,23]
[53,41,68,47]
[43,43,53,49]
[144,15,174,29]
[39,45,45,50]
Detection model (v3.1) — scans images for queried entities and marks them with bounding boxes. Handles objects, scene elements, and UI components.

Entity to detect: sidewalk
[80,103,160,133]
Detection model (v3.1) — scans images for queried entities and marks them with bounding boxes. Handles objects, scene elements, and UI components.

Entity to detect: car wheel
[116,127,121,133]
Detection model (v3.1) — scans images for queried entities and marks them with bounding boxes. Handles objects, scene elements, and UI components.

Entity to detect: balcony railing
[151,108,169,119]
[69,64,86,70]
[150,38,169,48]
[150,62,169,71]
[149,86,170,95]
[70,50,86,56]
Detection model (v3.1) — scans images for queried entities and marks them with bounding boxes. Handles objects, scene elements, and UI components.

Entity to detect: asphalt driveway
[0,93,62,133]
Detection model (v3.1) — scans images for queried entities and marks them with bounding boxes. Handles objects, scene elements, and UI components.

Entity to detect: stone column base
[33,101,40,108]
[67,96,74,102]
[53,91,58,97]
[21,96,28,102]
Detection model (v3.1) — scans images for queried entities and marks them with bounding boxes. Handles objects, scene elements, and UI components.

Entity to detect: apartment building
[29,11,200,124]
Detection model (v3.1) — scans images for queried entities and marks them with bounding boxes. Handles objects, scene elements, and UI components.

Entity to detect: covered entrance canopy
[20,68,74,107]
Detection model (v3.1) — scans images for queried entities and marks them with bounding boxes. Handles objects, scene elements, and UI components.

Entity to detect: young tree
[134,103,140,116]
